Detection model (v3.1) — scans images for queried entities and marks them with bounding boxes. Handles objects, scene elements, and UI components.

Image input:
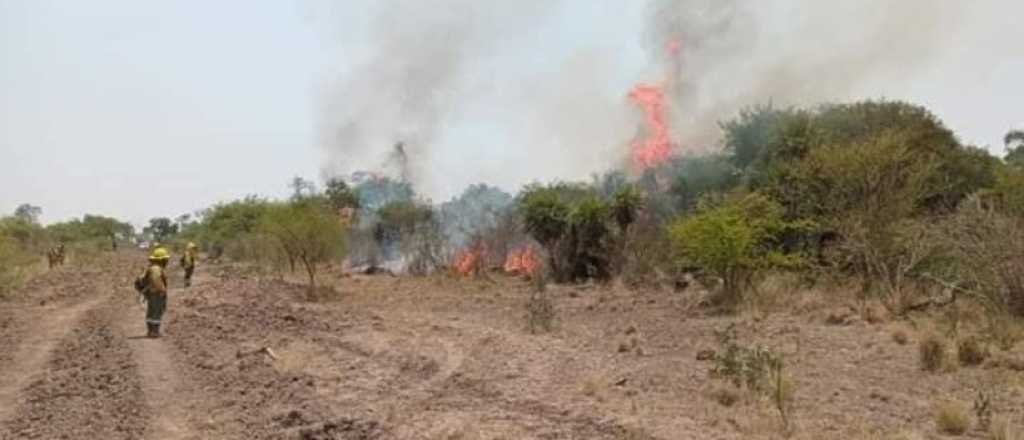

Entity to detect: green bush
[186,196,272,257]
[519,184,572,250]
[259,197,348,292]
[519,182,639,283]
[668,192,804,308]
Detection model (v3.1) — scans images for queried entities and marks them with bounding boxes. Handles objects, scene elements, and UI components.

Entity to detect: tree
[259,197,347,292]
[81,215,134,250]
[324,177,360,211]
[1005,129,1024,167]
[519,183,627,282]
[667,154,740,212]
[13,204,41,224]
[143,217,178,242]
[722,100,993,211]
[289,176,317,200]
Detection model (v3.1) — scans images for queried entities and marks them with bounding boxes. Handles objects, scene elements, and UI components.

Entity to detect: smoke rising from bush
[319,0,971,199]
[646,0,965,150]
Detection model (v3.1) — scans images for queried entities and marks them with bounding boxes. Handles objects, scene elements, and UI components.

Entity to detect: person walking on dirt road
[135,247,170,338]
[180,242,198,288]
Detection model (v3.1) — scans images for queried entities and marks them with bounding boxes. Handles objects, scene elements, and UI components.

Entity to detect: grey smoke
[319,0,976,201]
[646,0,965,150]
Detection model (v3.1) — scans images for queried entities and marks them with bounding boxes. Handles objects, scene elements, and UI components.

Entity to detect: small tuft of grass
[919,333,947,373]
[934,400,971,436]
[709,386,740,407]
[892,328,910,345]
[580,376,601,396]
[959,337,989,367]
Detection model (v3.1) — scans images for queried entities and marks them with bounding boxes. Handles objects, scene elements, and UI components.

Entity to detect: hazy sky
[2,1,1021,227]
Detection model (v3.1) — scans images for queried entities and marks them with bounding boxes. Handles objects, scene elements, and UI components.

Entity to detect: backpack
[134,269,148,292]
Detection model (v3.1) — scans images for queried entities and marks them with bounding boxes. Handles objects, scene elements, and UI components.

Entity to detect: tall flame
[628,83,672,169]
[627,35,682,170]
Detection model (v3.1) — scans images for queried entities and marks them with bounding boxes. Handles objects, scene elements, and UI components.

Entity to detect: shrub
[919,333,947,372]
[526,289,555,334]
[519,183,625,283]
[189,196,272,254]
[934,400,971,435]
[935,200,1024,317]
[0,236,28,298]
[958,337,988,367]
[709,324,793,428]
[259,197,348,292]
[668,192,805,308]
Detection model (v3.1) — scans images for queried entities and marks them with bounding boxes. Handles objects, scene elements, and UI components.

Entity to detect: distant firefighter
[47,243,65,269]
[134,246,170,338]
[180,242,198,288]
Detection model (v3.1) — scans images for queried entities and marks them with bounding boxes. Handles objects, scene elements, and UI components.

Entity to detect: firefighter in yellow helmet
[180,242,198,288]
[135,247,170,338]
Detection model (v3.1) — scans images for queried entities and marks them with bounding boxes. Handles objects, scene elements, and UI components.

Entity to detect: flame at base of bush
[504,246,539,277]
[452,245,486,276]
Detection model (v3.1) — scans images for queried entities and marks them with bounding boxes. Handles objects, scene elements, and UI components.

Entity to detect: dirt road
[1,253,1021,439]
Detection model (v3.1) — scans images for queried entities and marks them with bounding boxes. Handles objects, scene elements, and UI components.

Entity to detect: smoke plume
[319,0,968,199]
[645,0,964,150]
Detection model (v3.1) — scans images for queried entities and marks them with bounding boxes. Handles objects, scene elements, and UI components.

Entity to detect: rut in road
[1,298,148,439]
[116,290,204,440]
[0,295,106,426]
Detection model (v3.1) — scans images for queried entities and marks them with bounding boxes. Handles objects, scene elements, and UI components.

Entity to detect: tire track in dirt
[0,295,106,426]
[1,297,148,439]
[115,292,201,440]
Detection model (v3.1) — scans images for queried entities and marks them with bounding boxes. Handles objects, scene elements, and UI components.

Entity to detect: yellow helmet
[149,247,171,261]
[187,242,197,249]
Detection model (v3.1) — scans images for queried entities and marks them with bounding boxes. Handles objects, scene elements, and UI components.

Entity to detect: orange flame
[628,83,672,169]
[452,245,486,276]
[627,35,681,171]
[503,247,539,276]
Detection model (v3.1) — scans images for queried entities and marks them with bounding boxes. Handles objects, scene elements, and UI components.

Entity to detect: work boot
[146,323,158,338]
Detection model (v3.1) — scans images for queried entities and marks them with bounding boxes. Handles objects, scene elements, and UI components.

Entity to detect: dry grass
[934,400,972,436]
[889,430,925,440]
[580,376,605,399]
[892,328,910,345]
[990,415,1024,440]
[708,385,740,407]
[958,337,989,367]
[919,333,947,372]
[987,315,1024,352]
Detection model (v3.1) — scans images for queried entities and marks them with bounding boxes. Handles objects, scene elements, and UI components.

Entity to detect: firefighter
[180,242,198,287]
[135,246,170,338]
[47,243,66,269]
